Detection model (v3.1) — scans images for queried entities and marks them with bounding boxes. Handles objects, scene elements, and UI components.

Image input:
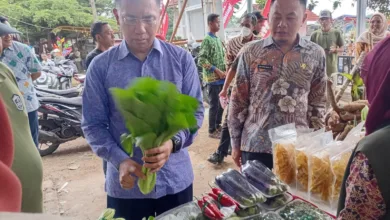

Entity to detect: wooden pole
[157,0,171,33]
[170,0,188,42]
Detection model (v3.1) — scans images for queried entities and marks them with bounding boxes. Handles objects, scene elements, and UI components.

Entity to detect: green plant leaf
[340,73,353,81]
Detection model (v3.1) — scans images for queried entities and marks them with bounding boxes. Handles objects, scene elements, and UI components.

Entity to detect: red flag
[158,2,170,39]
[260,0,272,38]
[223,0,241,28]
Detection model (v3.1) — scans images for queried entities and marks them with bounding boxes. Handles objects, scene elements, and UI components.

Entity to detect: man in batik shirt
[228,0,326,169]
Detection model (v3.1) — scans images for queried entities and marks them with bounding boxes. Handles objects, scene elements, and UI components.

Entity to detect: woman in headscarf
[356,12,390,58]
[337,36,390,219]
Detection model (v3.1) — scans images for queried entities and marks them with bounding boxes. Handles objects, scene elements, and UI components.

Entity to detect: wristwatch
[171,136,182,153]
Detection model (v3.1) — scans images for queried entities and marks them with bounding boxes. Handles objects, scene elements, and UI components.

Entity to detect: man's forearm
[222,68,236,92]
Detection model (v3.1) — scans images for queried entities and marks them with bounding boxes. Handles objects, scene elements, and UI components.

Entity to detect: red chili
[197,199,218,220]
[212,188,240,211]
[202,196,224,219]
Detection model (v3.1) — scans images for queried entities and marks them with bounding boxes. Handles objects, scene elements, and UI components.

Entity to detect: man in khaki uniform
[310,10,344,77]
[0,23,43,213]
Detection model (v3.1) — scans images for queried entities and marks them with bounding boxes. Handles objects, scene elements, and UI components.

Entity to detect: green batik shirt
[0,41,42,112]
[198,33,226,83]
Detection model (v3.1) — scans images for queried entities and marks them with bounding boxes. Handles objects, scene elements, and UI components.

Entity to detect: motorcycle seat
[36,87,80,96]
[39,96,82,107]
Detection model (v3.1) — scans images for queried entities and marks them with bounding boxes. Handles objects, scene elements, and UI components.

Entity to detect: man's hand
[215,69,226,79]
[219,89,228,99]
[143,140,173,173]
[232,148,242,168]
[119,159,146,190]
[329,46,337,54]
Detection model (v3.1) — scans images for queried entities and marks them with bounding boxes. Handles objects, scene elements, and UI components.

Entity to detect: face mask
[241,27,252,38]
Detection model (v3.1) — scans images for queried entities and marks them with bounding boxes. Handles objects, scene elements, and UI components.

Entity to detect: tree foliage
[0,0,117,43]
[333,0,390,15]
[255,0,267,9]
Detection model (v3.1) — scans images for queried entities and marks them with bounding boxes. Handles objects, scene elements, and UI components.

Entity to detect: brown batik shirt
[228,36,327,153]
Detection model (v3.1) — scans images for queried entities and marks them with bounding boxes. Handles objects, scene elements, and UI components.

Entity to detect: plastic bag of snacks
[294,129,326,192]
[344,121,365,145]
[308,139,346,206]
[277,200,332,220]
[269,124,297,185]
[330,146,354,209]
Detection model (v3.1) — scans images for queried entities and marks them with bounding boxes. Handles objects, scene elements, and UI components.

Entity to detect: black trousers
[216,109,230,156]
[207,84,224,133]
[241,152,273,170]
[107,185,193,220]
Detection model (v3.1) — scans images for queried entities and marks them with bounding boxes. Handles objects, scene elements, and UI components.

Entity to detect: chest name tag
[12,94,24,111]
[258,64,273,70]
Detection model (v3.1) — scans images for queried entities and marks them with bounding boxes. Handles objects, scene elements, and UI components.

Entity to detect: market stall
[97,120,365,220]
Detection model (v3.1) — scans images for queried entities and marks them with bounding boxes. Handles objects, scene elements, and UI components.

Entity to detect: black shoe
[207,152,224,164]
[227,147,232,156]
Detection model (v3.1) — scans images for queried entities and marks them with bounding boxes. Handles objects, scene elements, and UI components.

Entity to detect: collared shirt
[81,39,204,199]
[310,28,344,76]
[228,36,327,153]
[225,35,256,71]
[1,41,42,112]
[198,32,226,85]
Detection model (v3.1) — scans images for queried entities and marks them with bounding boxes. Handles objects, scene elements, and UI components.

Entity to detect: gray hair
[241,13,258,27]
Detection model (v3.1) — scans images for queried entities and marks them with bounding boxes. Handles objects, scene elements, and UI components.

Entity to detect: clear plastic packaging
[260,193,293,211]
[330,146,354,209]
[269,124,297,185]
[259,212,284,220]
[242,161,288,198]
[295,131,332,194]
[236,205,264,218]
[215,169,266,207]
[277,200,332,220]
[156,201,201,220]
[308,139,347,206]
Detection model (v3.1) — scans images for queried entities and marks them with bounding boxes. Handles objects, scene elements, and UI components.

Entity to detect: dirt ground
[42,109,235,219]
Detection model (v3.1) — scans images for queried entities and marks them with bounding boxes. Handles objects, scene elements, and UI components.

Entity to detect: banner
[223,0,241,28]
[158,2,170,39]
[260,0,271,38]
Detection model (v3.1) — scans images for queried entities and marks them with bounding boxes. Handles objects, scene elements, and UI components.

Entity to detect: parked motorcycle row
[36,73,86,156]
[34,59,78,90]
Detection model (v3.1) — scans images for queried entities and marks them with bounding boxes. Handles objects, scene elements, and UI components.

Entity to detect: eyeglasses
[122,16,157,26]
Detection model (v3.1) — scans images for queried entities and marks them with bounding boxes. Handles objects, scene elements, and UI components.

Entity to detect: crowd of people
[1,0,390,219]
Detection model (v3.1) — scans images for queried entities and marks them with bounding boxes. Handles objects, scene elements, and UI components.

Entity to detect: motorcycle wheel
[38,142,60,157]
[60,79,71,90]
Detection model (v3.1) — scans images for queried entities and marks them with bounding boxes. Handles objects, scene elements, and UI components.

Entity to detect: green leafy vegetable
[111,77,199,195]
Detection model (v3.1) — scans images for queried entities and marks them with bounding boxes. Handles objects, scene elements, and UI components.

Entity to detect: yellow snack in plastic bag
[331,151,352,200]
[274,143,296,184]
[309,152,333,202]
[296,149,309,190]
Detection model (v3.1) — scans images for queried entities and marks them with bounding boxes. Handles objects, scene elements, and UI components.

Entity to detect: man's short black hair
[115,0,161,7]
[91,21,108,41]
[271,0,307,9]
[253,11,265,21]
[207,14,219,24]
[0,16,8,24]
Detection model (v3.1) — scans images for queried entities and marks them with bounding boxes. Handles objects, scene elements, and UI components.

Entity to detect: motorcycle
[35,59,77,90]
[37,96,83,156]
[35,85,82,98]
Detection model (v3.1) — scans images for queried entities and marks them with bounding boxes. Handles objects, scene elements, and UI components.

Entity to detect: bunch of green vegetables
[110,77,199,195]
[98,208,125,220]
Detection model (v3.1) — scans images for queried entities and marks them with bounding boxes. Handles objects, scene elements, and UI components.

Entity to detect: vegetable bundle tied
[110,77,199,195]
